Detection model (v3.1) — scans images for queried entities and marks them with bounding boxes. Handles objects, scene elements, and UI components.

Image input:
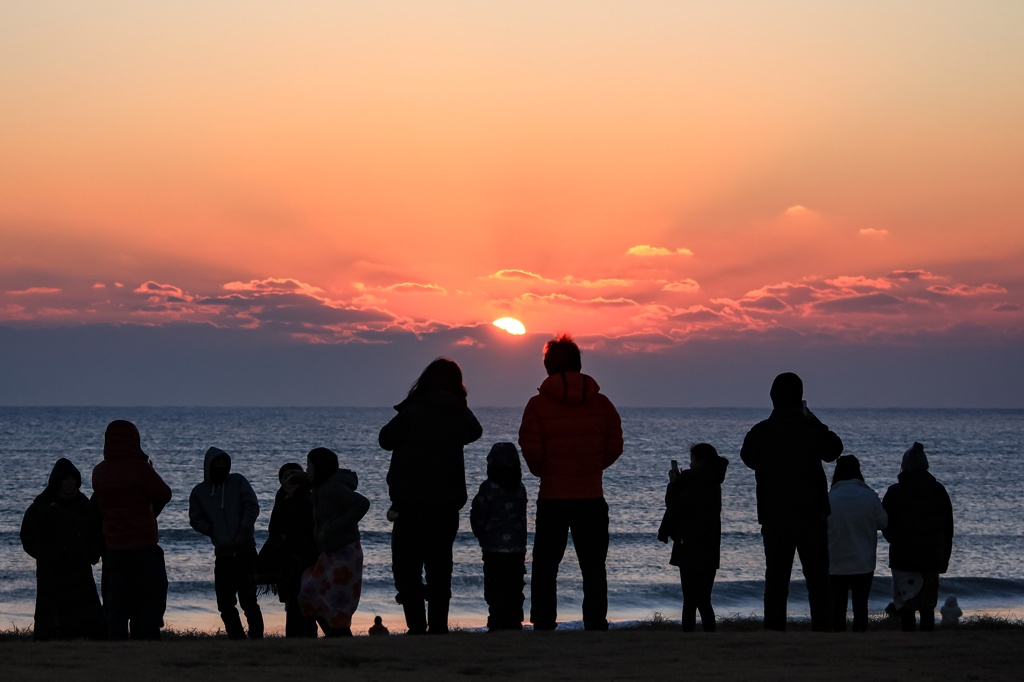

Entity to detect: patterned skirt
[299,542,363,629]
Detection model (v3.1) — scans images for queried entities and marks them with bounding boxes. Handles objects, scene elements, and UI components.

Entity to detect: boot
[245,608,264,639]
[428,599,450,635]
[403,600,427,635]
[221,609,245,640]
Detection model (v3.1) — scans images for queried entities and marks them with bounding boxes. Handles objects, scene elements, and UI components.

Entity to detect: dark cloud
[737,296,788,312]
[994,303,1022,312]
[812,293,904,314]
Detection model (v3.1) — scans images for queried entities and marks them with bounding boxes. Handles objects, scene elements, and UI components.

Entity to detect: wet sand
[1,629,1019,681]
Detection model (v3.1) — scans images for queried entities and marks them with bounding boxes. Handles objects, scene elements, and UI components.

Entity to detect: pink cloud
[662,280,700,293]
[134,281,186,298]
[223,278,324,295]
[489,269,550,281]
[625,245,694,257]
[5,287,61,295]
[859,228,889,237]
[927,283,1007,297]
[384,282,447,294]
[812,292,905,314]
[889,269,940,281]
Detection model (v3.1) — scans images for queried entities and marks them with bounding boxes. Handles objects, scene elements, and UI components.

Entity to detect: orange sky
[2,2,1023,363]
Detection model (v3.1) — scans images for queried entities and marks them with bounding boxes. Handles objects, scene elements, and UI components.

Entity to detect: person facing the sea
[827,455,887,632]
[379,357,483,634]
[299,447,370,637]
[20,457,105,640]
[882,442,954,632]
[188,446,264,639]
[92,419,172,640]
[518,334,624,631]
[740,372,843,631]
[470,442,529,632]
[657,443,729,632]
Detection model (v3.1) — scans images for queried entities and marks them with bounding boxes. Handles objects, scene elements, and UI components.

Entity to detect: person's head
[283,470,310,496]
[278,462,304,487]
[486,441,522,490]
[306,447,340,487]
[689,442,719,469]
[47,458,82,498]
[543,334,582,376]
[203,446,231,485]
[406,357,467,401]
[769,372,803,409]
[103,419,145,460]
[901,441,929,473]
[831,455,865,488]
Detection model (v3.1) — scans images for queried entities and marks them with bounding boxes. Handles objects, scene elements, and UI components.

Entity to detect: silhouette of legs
[102,546,167,641]
[831,573,873,632]
[680,566,717,632]
[215,550,263,639]
[483,551,526,631]
[392,509,458,634]
[761,520,832,631]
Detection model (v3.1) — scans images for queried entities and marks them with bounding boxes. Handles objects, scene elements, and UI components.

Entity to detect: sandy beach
[1,628,1020,681]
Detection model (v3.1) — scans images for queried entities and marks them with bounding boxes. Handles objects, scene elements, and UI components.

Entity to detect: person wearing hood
[827,455,887,632]
[470,442,529,632]
[740,372,843,631]
[882,442,954,632]
[298,447,370,637]
[188,446,263,639]
[20,458,105,640]
[658,443,729,632]
[518,334,624,631]
[92,420,172,640]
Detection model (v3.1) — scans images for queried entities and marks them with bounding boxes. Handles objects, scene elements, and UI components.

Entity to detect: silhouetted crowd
[20,335,954,640]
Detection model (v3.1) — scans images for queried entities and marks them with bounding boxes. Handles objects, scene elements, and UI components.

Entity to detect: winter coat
[470,481,528,553]
[827,479,887,575]
[379,391,483,512]
[188,447,260,553]
[518,372,623,500]
[311,469,370,554]
[267,485,319,600]
[92,421,172,550]
[658,456,729,570]
[882,470,954,573]
[740,407,843,526]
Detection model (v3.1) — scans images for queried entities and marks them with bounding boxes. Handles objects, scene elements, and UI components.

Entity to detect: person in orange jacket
[518,334,623,631]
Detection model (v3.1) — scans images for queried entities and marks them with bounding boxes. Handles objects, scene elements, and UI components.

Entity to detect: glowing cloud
[493,317,526,335]
[859,228,889,237]
[662,280,700,293]
[384,282,447,294]
[625,245,694,257]
[490,269,549,281]
[5,287,61,295]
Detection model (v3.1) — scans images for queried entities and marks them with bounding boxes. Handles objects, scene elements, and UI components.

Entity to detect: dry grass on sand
[1,625,1021,681]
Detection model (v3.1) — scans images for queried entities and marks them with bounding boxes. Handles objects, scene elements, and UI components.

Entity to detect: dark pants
[102,545,167,641]
[214,548,263,639]
[284,596,318,638]
[392,509,460,634]
[530,498,609,631]
[900,572,939,632]
[34,560,104,640]
[830,572,873,632]
[482,551,526,631]
[760,519,832,631]
[679,566,717,632]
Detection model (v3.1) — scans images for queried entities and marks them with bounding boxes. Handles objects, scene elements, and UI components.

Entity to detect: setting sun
[492,317,526,335]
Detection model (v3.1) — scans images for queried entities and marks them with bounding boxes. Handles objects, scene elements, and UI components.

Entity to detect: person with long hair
[379,357,483,634]
[827,455,887,632]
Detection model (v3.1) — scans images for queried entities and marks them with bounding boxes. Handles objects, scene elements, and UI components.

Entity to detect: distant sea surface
[2,406,1022,633]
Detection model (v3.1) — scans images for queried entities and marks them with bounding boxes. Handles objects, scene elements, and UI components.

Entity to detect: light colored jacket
[827,479,887,575]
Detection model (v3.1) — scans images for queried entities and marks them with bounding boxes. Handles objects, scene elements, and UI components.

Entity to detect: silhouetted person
[882,442,954,632]
[189,446,263,639]
[379,357,483,634]
[519,334,623,631]
[827,455,887,632]
[740,372,842,631]
[470,442,528,631]
[266,463,319,637]
[368,615,390,636]
[299,447,370,637]
[658,443,729,632]
[20,458,105,640]
[92,420,172,640]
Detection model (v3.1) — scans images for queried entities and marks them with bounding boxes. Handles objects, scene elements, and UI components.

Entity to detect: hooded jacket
[658,455,729,569]
[311,469,370,554]
[470,444,528,553]
[92,420,172,550]
[882,469,954,573]
[827,479,888,575]
[518,372,623,500]
[189,446,260,552]
[740,407,843,526]
[379,391,483,512]
[21,458,103,566]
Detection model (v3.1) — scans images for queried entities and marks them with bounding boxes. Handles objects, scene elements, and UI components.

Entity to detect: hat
[901,442,929,472]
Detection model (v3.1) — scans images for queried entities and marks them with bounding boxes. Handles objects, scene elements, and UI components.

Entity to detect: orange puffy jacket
[518,372,623,500]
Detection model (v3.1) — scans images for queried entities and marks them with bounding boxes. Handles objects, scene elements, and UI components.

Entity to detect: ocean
[1,406,1022,634]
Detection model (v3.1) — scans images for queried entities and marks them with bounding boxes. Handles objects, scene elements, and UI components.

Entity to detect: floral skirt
[299,542,363,629]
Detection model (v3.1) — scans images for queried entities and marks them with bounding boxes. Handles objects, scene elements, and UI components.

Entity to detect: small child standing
[658,443,729,632]
[470,442,528,631]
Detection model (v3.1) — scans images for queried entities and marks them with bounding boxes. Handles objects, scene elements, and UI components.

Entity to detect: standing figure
[882,442,954,632]
[827,455,887,632]
[657,443,729,632]
[740,372,843,631]
[188,446,264,639]
[379,357,483,634]
[20,458,105,640]
[92,420,172,640]
[518,334,624,631]
[470,442,529,631]
[299,447,370,637]
[266,463,319,637]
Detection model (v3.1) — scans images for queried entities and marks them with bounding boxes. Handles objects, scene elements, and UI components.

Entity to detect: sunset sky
[2,1,1023,407]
